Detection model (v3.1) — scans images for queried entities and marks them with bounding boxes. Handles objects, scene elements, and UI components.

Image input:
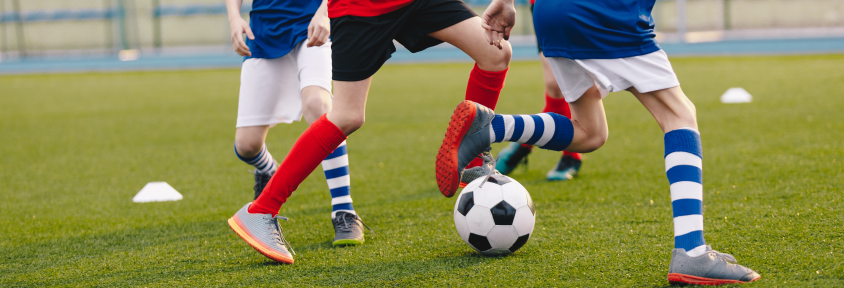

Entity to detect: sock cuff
[470,63,508,90]
[563,151,582,160]
[543,112,574,151]
[311,114,348,153]
[234,143,265,162]
[542,93,569,112]
[491,114,505,143]
[664,128,702,158]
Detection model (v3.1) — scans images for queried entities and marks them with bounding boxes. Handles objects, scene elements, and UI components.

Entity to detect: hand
[229,17,254,56]
[481,0,516,49]
[307,5,330,47]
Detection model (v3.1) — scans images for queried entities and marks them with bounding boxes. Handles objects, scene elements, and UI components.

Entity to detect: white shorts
[547,50,680,103]
[236,41,332,127]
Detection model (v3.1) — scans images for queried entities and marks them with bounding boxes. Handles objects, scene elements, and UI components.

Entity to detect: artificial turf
[1,54,842,287]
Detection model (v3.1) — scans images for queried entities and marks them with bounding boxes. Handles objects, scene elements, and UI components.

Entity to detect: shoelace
[478,148,499,188]
[336,214,376,236]
[269,215,296,255]
[707,246,737,263]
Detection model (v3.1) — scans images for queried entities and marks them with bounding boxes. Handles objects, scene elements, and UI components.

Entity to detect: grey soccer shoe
[459,148,501,186]
[332,211,374,246]
[227,203,296,264]
[436,100,496,197]
[495,142,532,175]
[667,246,761,285]
[252,170,273,200]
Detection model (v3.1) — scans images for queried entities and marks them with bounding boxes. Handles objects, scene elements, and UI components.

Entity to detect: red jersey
[530,0,535,4]
[328,0,414,18]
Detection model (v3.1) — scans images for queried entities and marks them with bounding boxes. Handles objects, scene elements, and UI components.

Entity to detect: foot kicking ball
[453,174,535,256]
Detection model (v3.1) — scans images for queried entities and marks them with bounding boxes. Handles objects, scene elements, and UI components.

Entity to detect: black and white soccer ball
[453,174,535,256]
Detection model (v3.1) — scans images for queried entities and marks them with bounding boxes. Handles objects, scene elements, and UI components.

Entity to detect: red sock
[541,92,570,115]
[464,63,508,169]
[465,63,507,110]
[249,115,347,216]
[541,92,582,160]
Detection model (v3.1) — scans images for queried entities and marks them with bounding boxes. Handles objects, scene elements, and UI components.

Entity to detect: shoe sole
[332,239,364,246]
[667,273,760,285]
[436,100,477,197]
[228,215,294,264]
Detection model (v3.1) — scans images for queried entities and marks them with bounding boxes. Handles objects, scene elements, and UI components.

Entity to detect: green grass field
[1,54,843,287]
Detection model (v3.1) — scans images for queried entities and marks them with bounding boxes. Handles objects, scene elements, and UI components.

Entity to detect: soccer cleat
[227,203,296,264]
[459,148,499,188]
[436,100,496,197]
[252,170,274,200]
[546,155,581,181]
[667,246,761,285]
[332,211,374,246]
[459,149,502,187]
[495,142,532,175]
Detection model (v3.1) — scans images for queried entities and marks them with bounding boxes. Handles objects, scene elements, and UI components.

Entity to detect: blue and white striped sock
[665,128,707,257]
[322,141,355,219]
[235,143,277,174]
[489,113,574,151]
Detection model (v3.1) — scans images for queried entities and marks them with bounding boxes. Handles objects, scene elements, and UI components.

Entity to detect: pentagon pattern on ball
[456,192,474,216]
[453,174,536,256]
[468,233,492,251]
[490,201,517,225]
[509,234,530,252]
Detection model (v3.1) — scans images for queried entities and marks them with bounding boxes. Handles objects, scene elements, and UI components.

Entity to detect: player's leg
[436,80,608,196]
[428,15,511,110]
[246,0,398,219]
[228,56,304,264]
[494,52,585,177]
[631,86,760,285]
[538,53,583,180]
[247,78,368,216]
[297,41,368,246]
[427,16,512,178]
[234,57,303,200]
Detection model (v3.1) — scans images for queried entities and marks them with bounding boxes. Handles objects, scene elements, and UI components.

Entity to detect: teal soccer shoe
[495,142,532,175]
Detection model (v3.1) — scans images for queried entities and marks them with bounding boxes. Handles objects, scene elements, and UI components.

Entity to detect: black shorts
[530,4,541,54]
[330,0,477,81]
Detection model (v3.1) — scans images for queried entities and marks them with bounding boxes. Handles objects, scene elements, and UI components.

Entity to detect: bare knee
[477,44,512,72]
[301,87,332,124]
[328,112,365,135]
[303,94,330,115]
[234,134,264,157]
[579,132,608,153]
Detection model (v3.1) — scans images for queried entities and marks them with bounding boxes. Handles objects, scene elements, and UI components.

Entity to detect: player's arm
[307,0,330,47]
[481,0,516,49]
[226,0,254,56]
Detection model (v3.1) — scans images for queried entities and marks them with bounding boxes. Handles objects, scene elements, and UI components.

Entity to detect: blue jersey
[533,0,660,59]
[246,0,319,59]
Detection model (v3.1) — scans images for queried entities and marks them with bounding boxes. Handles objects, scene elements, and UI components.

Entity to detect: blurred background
[1,0,843,73]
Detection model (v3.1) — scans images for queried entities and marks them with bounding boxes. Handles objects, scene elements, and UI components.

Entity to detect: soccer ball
[453,174,535,256]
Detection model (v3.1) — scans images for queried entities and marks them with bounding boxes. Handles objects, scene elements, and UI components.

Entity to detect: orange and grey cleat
[436,100,496,197]
[228,202,295,264]
[667,246,761,285]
